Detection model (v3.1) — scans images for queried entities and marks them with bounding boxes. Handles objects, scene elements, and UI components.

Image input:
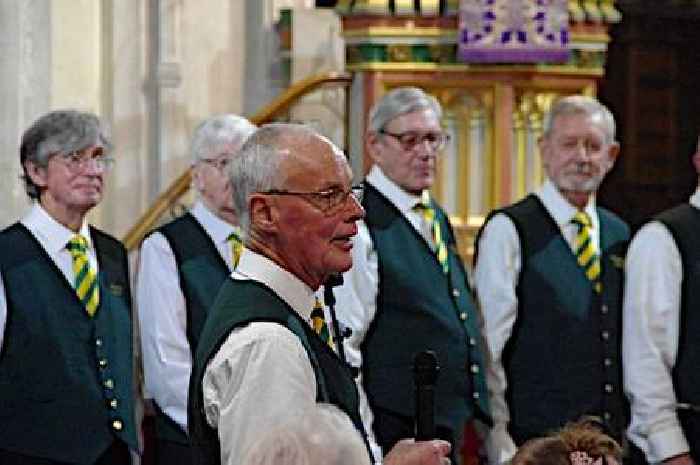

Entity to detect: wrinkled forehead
[283,135,351,187]
[550,111,608,139]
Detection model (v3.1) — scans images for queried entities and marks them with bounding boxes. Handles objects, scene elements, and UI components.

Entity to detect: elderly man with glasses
[137,114,255,465]
[0,110,138,464]
[331,87,492,463]
[188,123,452,465]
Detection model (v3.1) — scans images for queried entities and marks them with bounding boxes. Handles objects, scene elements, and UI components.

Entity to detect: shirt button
[104,379,114,389]
[604,383,614,393]
[112,419,123,431]
[470,364,480,374]
[604,358,612,367]
[601,331,610,341]
[601,304,609,315]
[452,289,461,298]
[460,312,468,321]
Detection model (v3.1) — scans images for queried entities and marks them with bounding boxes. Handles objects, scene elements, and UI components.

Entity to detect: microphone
[324,274,351,364]
[414,350,439,441]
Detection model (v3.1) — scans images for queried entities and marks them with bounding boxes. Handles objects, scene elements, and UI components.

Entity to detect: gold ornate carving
[387,44,412,62]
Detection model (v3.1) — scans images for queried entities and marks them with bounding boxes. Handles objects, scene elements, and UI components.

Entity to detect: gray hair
[230,123,324,235]
[190,114,256,163]
[241,404,371,465]
[543,95,617,144]
[20,110,112,199]
[368,86,443,132]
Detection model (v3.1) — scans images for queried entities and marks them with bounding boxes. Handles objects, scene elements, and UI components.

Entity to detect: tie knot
[572,211,592,228]
[66,235,88,253]
[227,228,243,244]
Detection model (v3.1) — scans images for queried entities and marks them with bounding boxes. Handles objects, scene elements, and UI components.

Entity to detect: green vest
[188,279,370,465]
[360,184,491,448]
[478,195,629,443]
[154,212,230,443]
[0,223,138,464]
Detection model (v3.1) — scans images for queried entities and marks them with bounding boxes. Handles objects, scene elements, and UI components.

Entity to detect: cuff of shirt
[487,424,517,465]
[648,425,690,464]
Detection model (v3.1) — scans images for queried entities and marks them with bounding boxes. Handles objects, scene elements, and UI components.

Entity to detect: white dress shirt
[473,179,600,465]
[137,200,237,431]
[623,188,700,463]
[201,248,320,464]
[0,203,97,351]
[332,165,433,463]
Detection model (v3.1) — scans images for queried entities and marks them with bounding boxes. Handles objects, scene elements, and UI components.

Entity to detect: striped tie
[66,235,100,317]
[415,190,449,274]
[227,228,244,268]
[311,297,335,350]
[572,211,602,293]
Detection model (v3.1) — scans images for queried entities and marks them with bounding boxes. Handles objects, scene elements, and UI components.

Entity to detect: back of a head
[241,404,370,465]
[511,420,622,465]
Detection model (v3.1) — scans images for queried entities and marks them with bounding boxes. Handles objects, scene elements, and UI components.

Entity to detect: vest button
[109,398,118,409]
[604,383,614,393]
[95,338,103,347]
[98,358,108,368]
[604,358,612,367]
[472,391,480,400]
[601,304,609,315]
[468,337,476,346]
[460,312,468,321]
[104,379,114,389]
[603,412,611,421]
[112,419,123,431]
[601,331,610,341]
[452,289,461,298]
[470,364,480,374]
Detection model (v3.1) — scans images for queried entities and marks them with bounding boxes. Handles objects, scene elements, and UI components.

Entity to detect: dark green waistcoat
[0,223,138,465]
[656,204,700,455]
[360,184,492,442]
[153,212,230,443]
[188,279,370,465]
[480,195,629,444]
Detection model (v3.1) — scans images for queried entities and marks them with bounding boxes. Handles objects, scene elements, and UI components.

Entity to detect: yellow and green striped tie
[416,190,449,274]
[572,211,602,293]
[311,297,335,350]
[227,228,244,268]
[66,235,100,317]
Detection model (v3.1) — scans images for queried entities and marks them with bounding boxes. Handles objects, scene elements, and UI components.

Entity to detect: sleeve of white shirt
[136,232,191,431]
[203,322,317,465]
[623,222,689,462]
[334,220,383,463]
[472,213,520,465]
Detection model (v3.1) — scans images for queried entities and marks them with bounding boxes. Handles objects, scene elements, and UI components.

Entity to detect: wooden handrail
[122,72,353,251]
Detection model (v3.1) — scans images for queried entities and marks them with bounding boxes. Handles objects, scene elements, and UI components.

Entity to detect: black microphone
[324,274,351,364]
[414,350,439,441]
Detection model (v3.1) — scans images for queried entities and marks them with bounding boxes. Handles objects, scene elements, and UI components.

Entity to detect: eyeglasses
[53,148,115,173]
[200,155,234,172]
[261,184,364,213]
[379,129,450,152]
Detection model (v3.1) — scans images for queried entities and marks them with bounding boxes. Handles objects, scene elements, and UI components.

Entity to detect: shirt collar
[21,202,92,254]
[191,200,238,245]
[538,178,597,228]
[690,187,700,209]
[366,165,422,213]
[233,248,316,321]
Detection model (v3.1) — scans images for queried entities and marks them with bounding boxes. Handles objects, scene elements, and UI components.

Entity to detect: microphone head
[413,350,439,386]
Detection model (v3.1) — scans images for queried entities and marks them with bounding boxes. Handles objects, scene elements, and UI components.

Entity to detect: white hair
[368,86,442,133]
[543,95,617,144]
[190,114,256,163]
[241,404,371,465]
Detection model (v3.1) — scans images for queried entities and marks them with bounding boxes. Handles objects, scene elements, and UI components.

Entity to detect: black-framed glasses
[53,148,115,173]
[199,155,234,172]
[379,129,450,152]
[261,184,364,213]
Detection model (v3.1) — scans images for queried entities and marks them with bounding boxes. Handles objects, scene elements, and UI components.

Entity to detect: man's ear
[24,160,48,189]
[366,131,382,165]
[249,194,276,234]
